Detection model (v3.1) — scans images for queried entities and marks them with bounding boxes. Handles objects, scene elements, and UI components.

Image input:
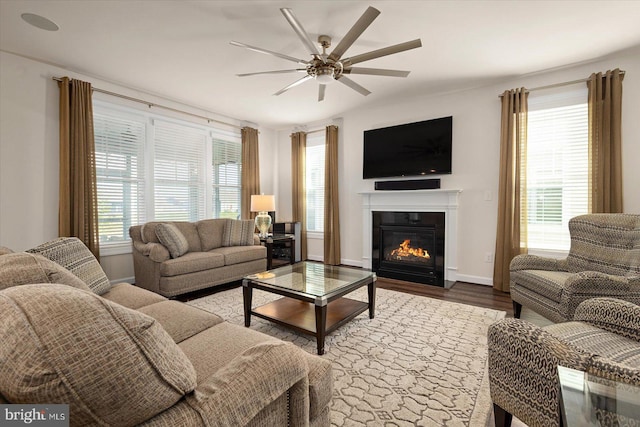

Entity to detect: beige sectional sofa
[0,238,332,426]
[130,219,267,297]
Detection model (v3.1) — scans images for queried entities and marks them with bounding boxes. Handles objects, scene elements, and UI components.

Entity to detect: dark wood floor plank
[376,278,514,317]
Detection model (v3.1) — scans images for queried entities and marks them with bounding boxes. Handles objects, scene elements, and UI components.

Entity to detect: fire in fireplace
[372,211,445,287]
[388,239,431,262]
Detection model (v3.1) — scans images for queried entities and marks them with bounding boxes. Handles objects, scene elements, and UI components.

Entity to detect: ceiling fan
[230,6,422,101]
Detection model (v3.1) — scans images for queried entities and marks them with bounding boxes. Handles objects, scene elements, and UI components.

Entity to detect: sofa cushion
[211,246,267,266]
[156,223,190,258]
[138,300,224,343]
[101,282,167,310]
[179,322,280,382]
[545,321,640,367]
[26,237,111,295]
[511,269,571,303]
[160,252,225,277]
[0,284,197,426]
[0,252,91,292]
[197,218,229,251]
[222,219,256,247]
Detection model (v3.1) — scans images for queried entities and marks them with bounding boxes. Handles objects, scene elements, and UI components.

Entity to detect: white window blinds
[94,109,146,244]
[306,132,325,232]
[153,120,208,222]
[525,88,589,251]
[212,130,242,219]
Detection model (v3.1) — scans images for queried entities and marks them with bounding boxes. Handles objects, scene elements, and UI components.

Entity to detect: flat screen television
[363,116,452,179]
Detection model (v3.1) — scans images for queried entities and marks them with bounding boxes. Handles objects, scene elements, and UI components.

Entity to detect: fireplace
[372,211,445,287]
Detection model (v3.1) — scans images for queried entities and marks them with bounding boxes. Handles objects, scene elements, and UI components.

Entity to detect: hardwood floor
[376,277,515,317]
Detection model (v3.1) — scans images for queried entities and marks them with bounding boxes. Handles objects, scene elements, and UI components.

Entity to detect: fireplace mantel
[359,189,461,284]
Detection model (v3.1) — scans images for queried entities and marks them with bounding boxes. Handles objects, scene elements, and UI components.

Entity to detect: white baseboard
[341,258,363,267]
[110,276,135,285]
[455,274,492,286]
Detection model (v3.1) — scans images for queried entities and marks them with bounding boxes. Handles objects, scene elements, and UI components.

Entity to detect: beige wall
[276,47,640,284]
[2,48,639,284]
[0,51,277,282]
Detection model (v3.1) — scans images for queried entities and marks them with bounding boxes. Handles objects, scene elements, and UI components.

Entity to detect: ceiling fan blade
[280,8,321,57]
[343,39,422,66]
[230,41,308,65]
[328,6,380,62]
[343,67,410,77]
[336,76,371,96]
[273,75,314,96]
[237,69,307,77]
[318,84,326,102]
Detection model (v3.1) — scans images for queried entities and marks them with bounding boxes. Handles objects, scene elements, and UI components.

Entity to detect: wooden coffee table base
[246,295,372,355]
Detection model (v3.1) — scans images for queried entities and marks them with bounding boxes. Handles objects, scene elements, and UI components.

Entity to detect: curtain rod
[497,70,625,98]
[52,76,244,130]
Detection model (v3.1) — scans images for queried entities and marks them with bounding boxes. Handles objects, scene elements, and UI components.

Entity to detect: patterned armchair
[510,213,640,322]
[488,297,640,427]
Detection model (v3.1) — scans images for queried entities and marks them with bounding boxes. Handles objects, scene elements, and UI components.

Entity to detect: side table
[259,235,296,269]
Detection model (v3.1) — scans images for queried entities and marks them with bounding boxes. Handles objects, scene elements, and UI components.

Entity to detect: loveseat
[130,219,267,297]
[0,237,332,426]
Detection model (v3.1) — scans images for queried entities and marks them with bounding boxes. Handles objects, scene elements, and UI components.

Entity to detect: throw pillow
[0,246,14,256]
[26,237,111,295]
[0,284,197,425]
[155,223,190,258]
[0,252,91,292]
[222,219,256,247]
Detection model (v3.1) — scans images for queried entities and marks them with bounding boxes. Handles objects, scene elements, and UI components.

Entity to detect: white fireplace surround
[360,189,462,284]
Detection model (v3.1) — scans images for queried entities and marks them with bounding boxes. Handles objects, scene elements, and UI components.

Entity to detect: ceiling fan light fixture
[315,66,335,84]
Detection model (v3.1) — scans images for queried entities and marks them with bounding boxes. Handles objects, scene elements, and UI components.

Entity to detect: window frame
[93,100,242,255]
[305,131,326,236]
[524,87,589,255]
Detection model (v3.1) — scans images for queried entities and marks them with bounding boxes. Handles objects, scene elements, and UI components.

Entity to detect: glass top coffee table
[242,261,377,355]
[558,365,640,426]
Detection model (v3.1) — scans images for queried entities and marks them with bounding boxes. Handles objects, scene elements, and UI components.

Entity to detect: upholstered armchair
[488,297,640,427]
[510,213,640,322]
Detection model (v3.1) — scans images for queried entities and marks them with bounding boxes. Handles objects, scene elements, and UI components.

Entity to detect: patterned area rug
[188,287,505,426]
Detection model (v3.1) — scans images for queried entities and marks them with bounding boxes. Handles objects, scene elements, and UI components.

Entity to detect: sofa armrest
[488,318,592,426]
[510,254,564,272]
[574,297,640,342]
[133,241,170,263]
[564,271,630,295]
[186,342,310,426]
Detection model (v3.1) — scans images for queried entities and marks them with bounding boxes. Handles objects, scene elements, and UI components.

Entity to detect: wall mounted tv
[363,116,452,179]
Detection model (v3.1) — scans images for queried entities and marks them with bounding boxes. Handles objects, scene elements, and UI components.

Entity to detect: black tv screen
[363,116,452,179]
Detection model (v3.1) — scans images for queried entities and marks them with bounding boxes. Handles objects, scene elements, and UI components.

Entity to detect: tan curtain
[58,77,100,259]
[587,69,624,213]
[241,127,260,220]
[291,132,307,260]
[324,125,341,265]
[493,88,528,292]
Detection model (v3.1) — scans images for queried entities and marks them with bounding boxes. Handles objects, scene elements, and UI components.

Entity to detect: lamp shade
[250,195,275,212]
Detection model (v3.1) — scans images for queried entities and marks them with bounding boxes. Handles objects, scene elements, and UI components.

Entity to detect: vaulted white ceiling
[2,0,640,128]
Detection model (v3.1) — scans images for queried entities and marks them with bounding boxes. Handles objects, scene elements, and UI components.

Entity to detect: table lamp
[251,194,275,238]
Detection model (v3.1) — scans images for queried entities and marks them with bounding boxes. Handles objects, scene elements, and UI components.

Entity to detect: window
[212,130,242,219]
[93,101,242,253]
[94,109,146,245]
[153,120,207,222]
[525,88,589,251]
[306,132,325,233]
